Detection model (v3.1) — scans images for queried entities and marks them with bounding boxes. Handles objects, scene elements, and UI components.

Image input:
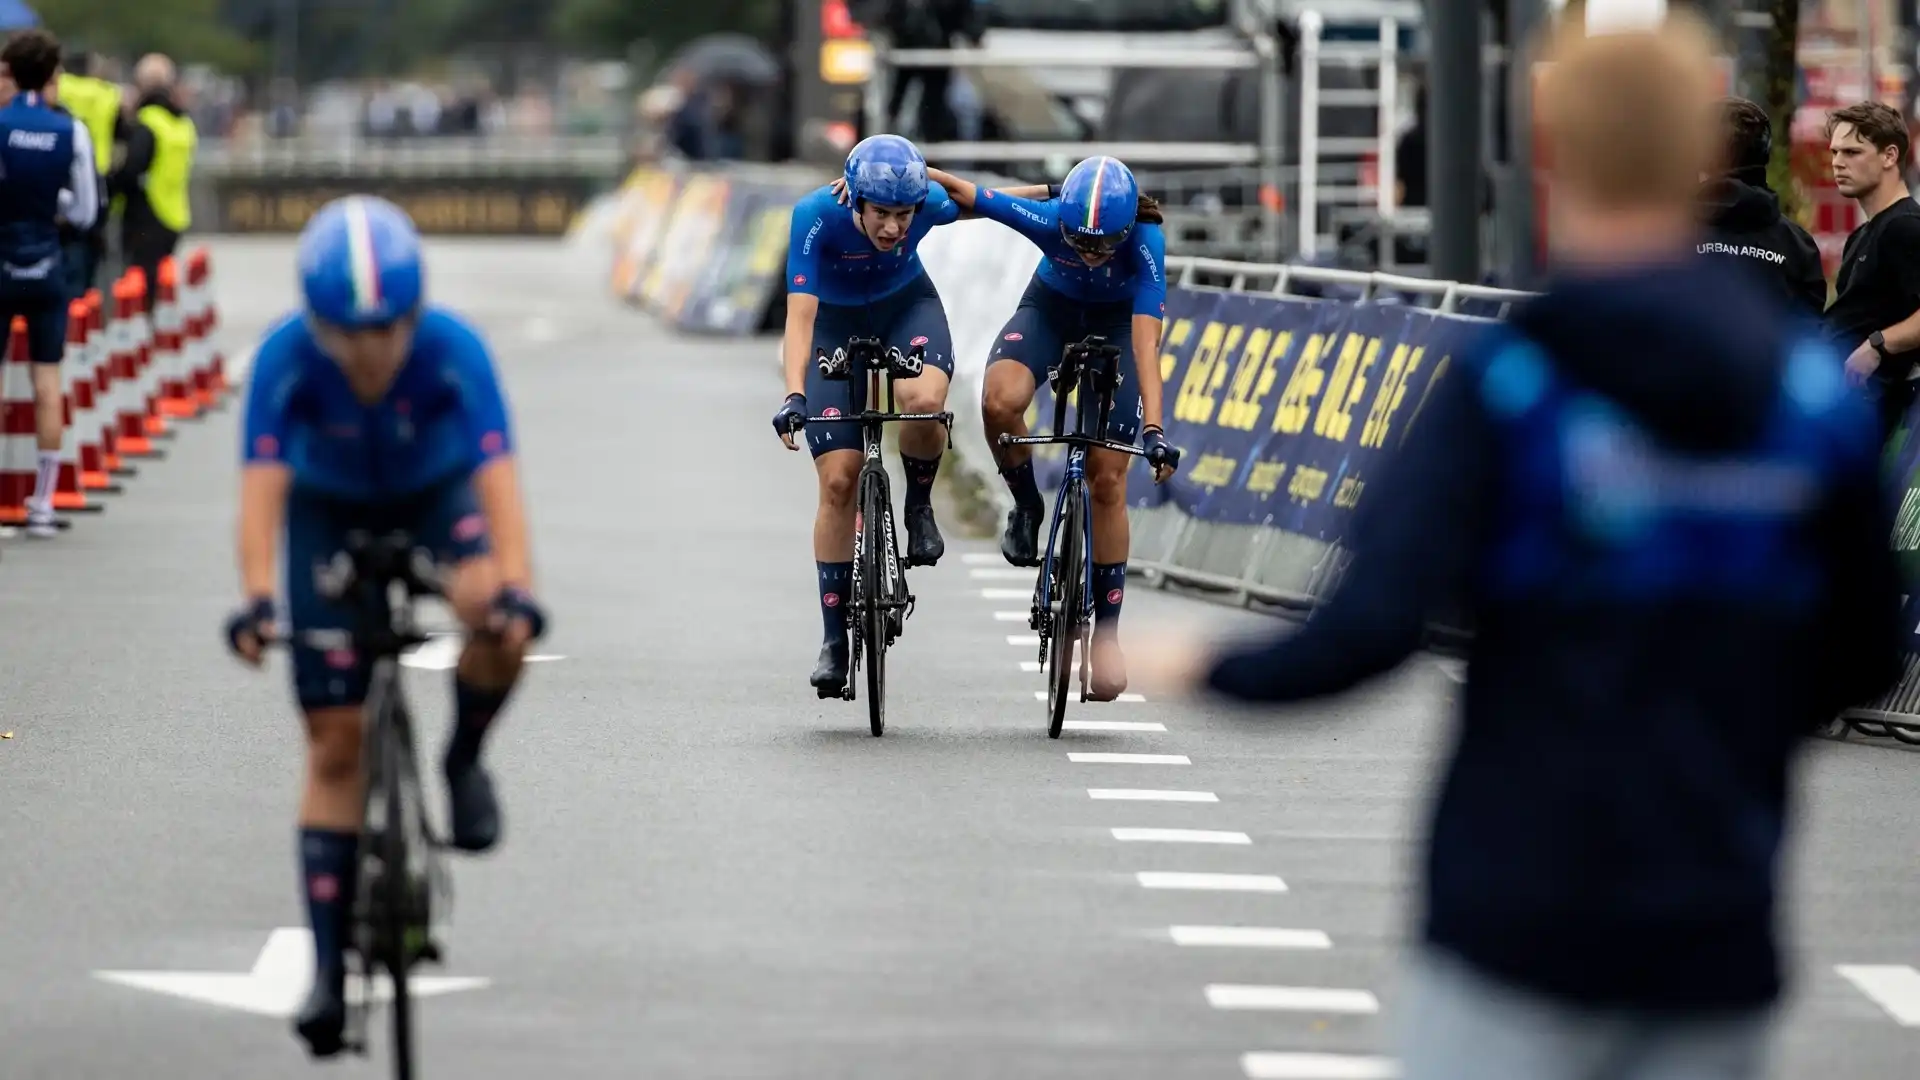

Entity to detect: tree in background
[553,0,781,58]
[36,0,255,70]
[1762,0,1803,221]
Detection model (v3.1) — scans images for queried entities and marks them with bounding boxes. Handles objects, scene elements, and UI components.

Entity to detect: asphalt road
[0,237,1915,1080]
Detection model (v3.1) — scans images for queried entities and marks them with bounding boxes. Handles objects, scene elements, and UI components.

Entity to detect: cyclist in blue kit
[923,157,1182,700]
[222,195,547,1057]
[772,134,1048,695]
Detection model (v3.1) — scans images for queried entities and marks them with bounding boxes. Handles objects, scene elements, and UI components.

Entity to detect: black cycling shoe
[445,759,501,853]
[811,638,849,698]
[1000,502,1044,567]
[294,967,347,1058]
[905,503,944,567]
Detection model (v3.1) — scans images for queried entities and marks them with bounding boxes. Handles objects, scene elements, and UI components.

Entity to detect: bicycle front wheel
[860,468,892,737]
[1047,482,1088,739]
[377,706,417,1079]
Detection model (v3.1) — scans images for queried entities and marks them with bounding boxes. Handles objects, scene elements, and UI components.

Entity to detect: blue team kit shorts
[990,279,1142,444]
[804,271,955,458]
[0,272,70,365]
[285,476,492,710]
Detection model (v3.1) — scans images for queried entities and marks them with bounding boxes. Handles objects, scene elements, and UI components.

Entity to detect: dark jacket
[1698,174,1828,319]
[107,89,185,241]
[1204,258,1903,1012]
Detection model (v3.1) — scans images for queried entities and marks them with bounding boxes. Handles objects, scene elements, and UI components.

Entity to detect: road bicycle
[804,336,953,736]
[998,336,1148,738]
[282,530,453,1079]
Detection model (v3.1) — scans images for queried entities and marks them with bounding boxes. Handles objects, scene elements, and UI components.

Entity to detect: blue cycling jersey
[785,182,961,306]
[973,190,1166,317]
[241,307,514,502]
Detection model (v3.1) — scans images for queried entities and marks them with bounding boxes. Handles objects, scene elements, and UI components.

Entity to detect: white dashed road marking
[994,611,1029,622]
[962,553,1008,565]
[978,588,1030,599]
[1034,691,1148,702]
[1169,926,1331,949]
[969,568,1034,580]
[1007,635,1040,646]
[1020,660,1042,671]
[1068,753,1188,764]
[1112,828,1250,845]
[1205,985,1380,1014]
[1837,965,1920,1025]
[1240,1053,1402,1079]
[1062,719,1165,732]
[1137,872,1286,893]
[1089,789,1217,802]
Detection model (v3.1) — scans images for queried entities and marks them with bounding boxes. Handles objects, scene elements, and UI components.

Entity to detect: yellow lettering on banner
[1158,318,1194,384]
[1174,321,1239,426]
[1245,460,1288,497]
[1189,453,1238,490]
[1312,334,1380,442]
[1288,466,1329,502]
[1360,343,1425,449]
[1271,332,1329,435]
[1334,477,1366,509]
[1216,327,1274,431]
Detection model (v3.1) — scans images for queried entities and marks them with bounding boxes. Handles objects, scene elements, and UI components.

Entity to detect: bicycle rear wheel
[1047,482,1087,739]
[859,468,891,737]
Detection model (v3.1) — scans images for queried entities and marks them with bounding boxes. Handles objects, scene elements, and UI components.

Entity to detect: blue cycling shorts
[284,477,491,711]
[804,271,955,458]
[989,278,1141,444]
[0,276,69,365]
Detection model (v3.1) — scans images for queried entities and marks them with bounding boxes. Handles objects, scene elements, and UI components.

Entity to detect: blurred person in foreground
[1136,13,1904,1080]
[1823,100,1920,441]
[1698,96,1827,319]
[108,52,195,311]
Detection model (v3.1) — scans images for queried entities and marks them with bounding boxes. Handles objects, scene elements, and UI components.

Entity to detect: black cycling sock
[1002,459,1043,510]
[1093,562,1127,629]
[818,561,852,644]
[902,453,940,510]
[299,829,358,977]
[447,677,510,772]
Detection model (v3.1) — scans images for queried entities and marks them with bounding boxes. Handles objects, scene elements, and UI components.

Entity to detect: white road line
[1837,965,1920,1025]
[994,611,1029,622]
[1113,828,1251,844]
[1034,690,1148,702]
[1069,753,1188,764]
[1241,1053,1401,1079]
[1063,720,1165,732]
[1089,789,1217,802]
[1170,926,1332,949]
[962,553,1006,565]
[978,588,1031,599]
[969,568,1035,580]
[1137,872,1286,892]
[1020,660,1042,672]
[1007,635,1040,646]
[1206,985,1379,1014]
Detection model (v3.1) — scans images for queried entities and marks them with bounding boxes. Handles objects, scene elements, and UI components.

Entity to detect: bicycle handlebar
[803,410,954,426]
[999,432,1149,458]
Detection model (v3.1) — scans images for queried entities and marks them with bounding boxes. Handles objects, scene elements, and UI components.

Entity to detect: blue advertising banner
[1034,286,1487,548]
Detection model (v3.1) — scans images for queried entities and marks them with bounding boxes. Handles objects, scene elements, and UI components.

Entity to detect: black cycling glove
[773,393,808,438]
[224,596,276,655]
[1143,426,1181,474]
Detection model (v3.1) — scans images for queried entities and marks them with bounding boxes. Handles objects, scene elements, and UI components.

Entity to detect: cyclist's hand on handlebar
[486,586,547,651]
[773,393,809,451]
[829,177,851,206]
[1143,426,1181,483]
[224,596,276,667]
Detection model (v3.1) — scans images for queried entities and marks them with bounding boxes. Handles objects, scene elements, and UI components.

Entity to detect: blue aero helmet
[843,134,929,209]
[297,195,426,331]
[1058,156,1139,255]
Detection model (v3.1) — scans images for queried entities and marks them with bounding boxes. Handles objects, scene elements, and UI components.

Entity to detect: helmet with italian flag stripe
[297,195,425,331]
[1057,156,1139,255]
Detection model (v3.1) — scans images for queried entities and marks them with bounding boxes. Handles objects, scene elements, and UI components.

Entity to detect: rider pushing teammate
[925,158,1181,700]
[225,196,548,1057]
[773,134,1050,695]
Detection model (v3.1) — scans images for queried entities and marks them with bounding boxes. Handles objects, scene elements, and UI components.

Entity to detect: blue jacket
[784,183,960,307]
[972,189,1166,316]
[0,93,97,277]
[1203,258,1904,1011]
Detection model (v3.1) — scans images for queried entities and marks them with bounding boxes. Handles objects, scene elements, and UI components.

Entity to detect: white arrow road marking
[401,633,565,671]
[93,928,489,1017]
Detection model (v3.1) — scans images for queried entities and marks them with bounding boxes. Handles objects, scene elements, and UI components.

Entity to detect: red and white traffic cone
[92,291,134,477]
[0,318,36,528]
[193,248,231,400]
[112,274,158,459]
[128,267,173,441]
[64,297,118,500]
[155,257,198,420]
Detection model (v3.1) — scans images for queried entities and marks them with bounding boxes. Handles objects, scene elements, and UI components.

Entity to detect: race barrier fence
[599,161,1920,739]
[0,250,230,530]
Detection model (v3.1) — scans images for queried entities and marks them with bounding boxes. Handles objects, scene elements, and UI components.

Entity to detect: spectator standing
[1137,13,1905,1080]
[1697,96,1828,319]
[54,49,123,300]
[1823,100,1920,440]
[109,53,196,313]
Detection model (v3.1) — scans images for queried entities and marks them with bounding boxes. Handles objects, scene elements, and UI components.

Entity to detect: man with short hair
[108,52,194,311]
[1823,99,1920,439]
[0,29,99,538]
[1698,96,1827,318]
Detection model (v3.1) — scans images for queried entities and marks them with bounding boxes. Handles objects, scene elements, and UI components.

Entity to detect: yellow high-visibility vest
[55,73,119,171]
[136,105,197,233]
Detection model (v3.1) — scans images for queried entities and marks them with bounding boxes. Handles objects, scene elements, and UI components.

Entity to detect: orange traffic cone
[0,318,34,526]
[155,257,199,420]
[111,274,158,459]
[61,297,115,502]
